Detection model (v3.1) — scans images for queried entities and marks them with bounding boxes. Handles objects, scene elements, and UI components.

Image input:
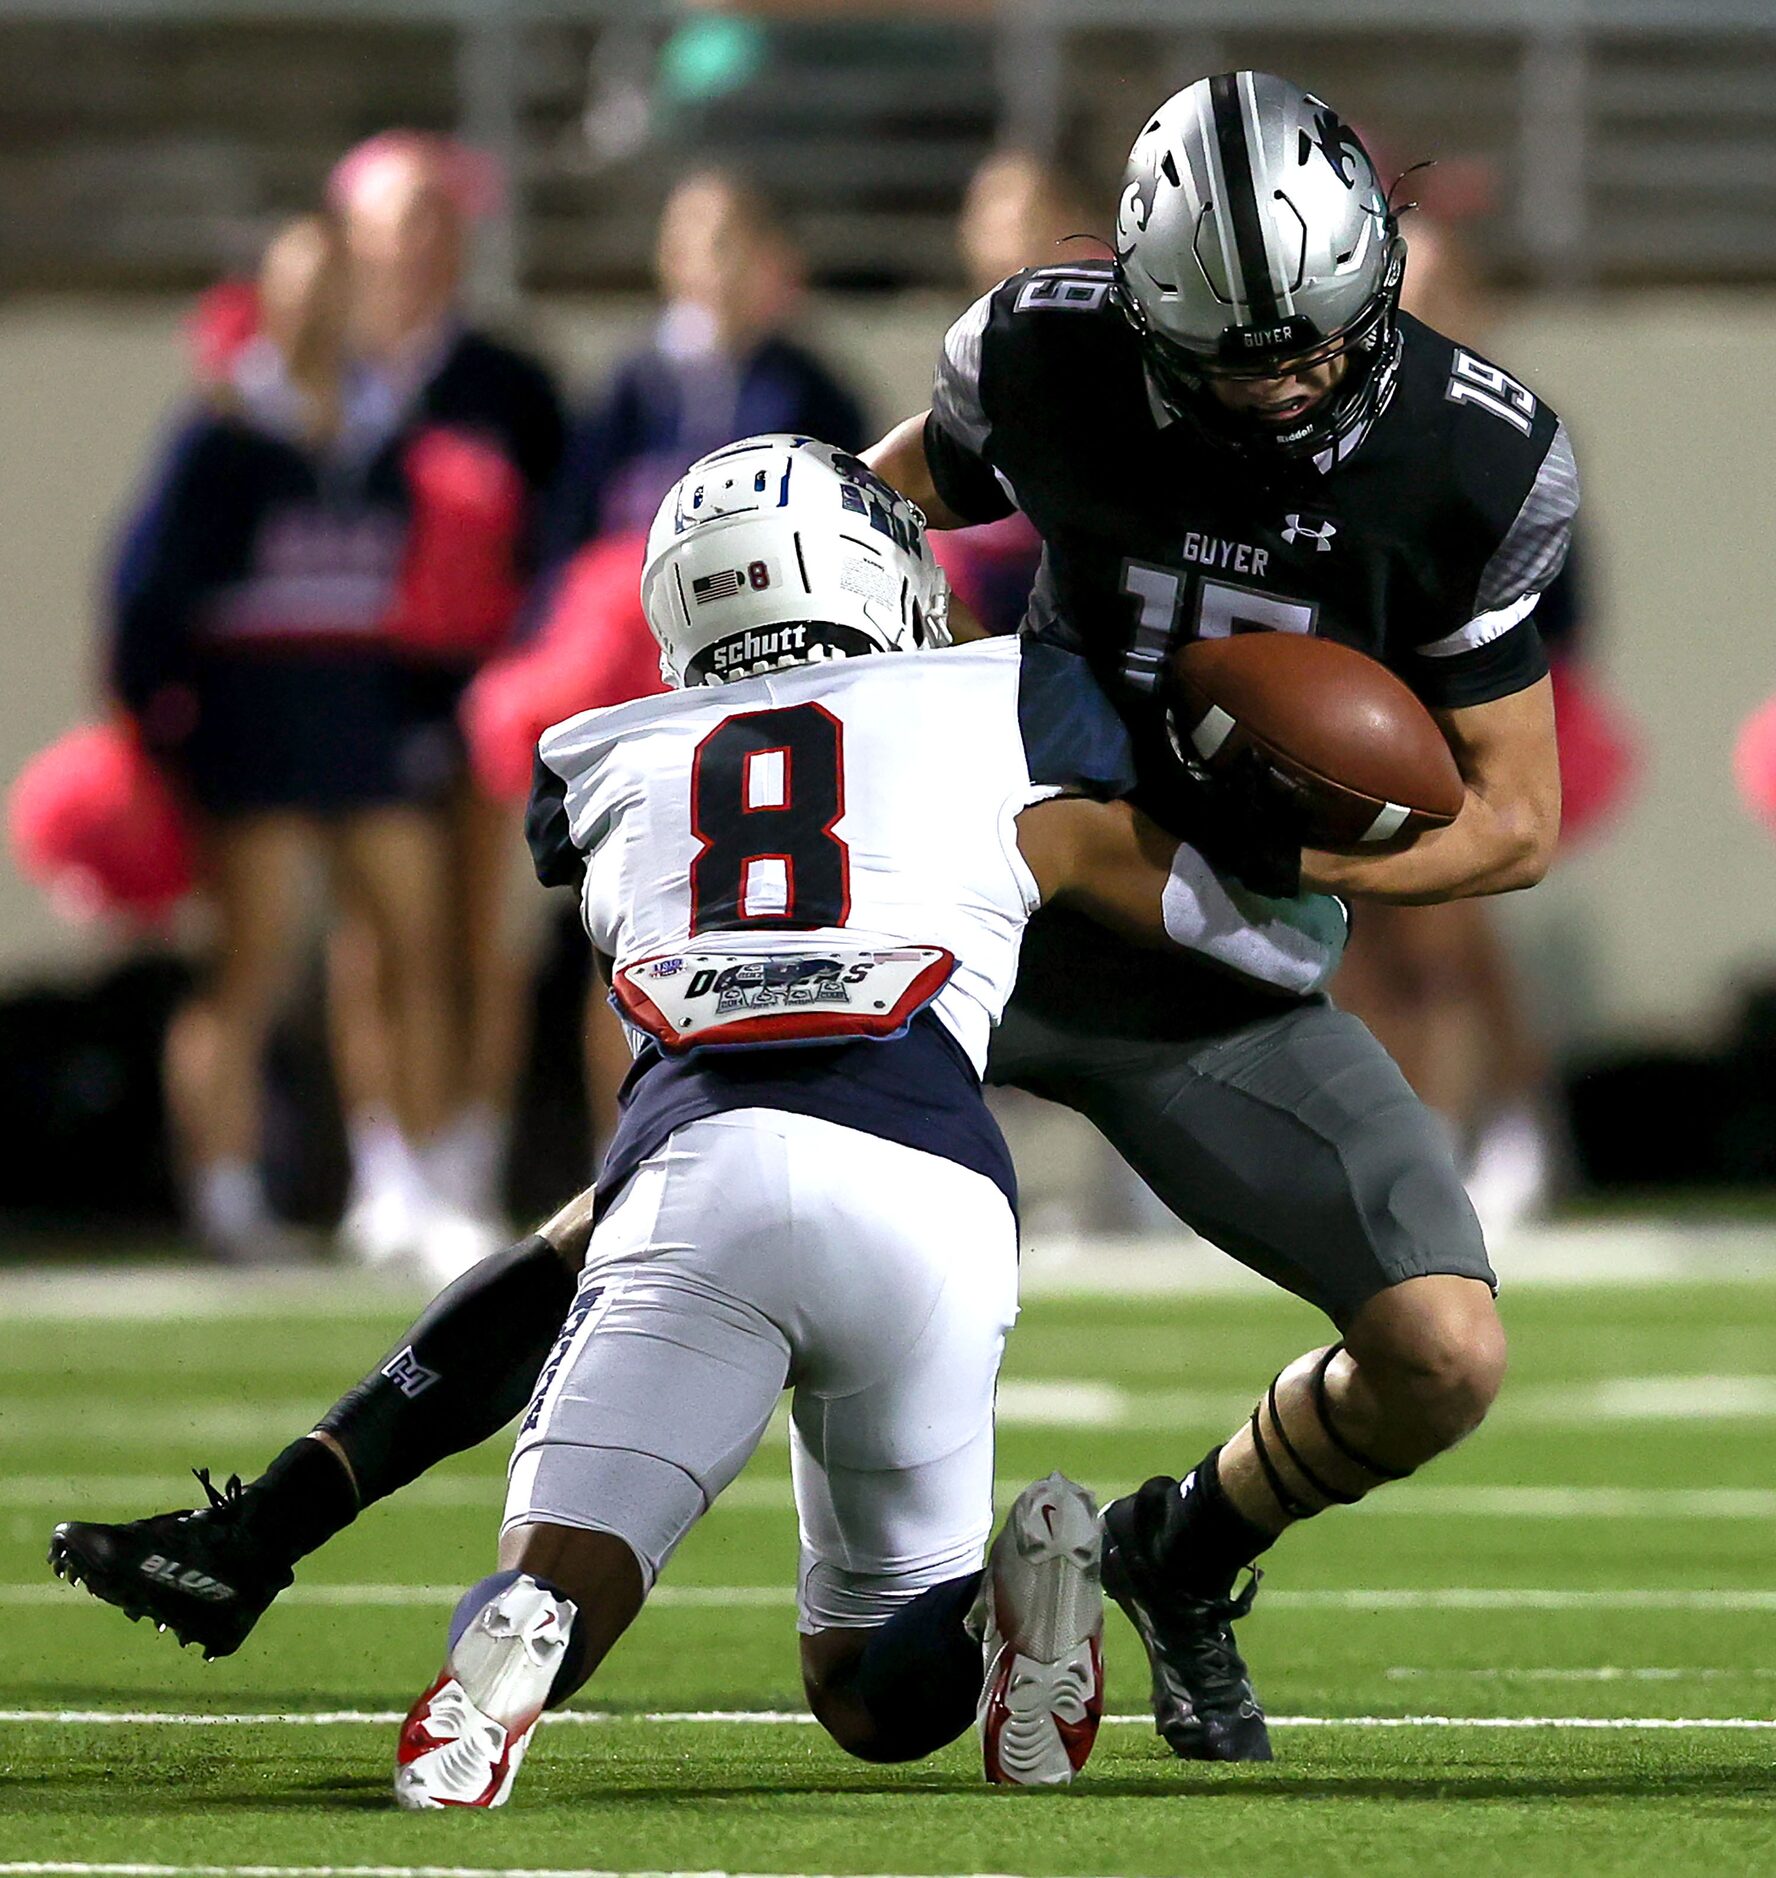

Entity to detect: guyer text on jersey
[1179,532,1271,579]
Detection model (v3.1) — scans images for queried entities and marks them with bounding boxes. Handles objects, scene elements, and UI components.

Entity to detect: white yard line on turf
[13,1477,1776,1520]
[0,1710,1771,1733]
[0,1867,1066,1878]
[3,1223,1774,1321]
[1269,1588,1776,1610]
[13,1376,1776,1445]
[15,1583,1776,1611]
[1387,1666,1776,1681]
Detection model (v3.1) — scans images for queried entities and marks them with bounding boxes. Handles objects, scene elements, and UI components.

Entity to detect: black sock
[849,1570,984,1761]
[240,1234,576,1547]
[238,1434,360,1564]
[1128,1450,1277,1601]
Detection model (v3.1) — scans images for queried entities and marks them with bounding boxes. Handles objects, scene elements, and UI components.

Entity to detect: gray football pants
[985,994,1494,1326]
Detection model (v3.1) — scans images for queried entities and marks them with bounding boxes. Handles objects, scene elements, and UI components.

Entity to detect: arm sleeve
[1407,419,1578,711]
[525,748,580,889]
[925,288,1017,526]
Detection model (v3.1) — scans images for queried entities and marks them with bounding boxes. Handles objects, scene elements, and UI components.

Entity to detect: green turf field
[3,1259,1773,1878]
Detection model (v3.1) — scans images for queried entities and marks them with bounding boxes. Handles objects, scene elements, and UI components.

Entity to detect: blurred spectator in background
[1736,696,1776,846]
[108,213,457,1263]
[957,147,1095,299]
[1328,161,1638,1233]
[326,132,567,1272]
[545,168,867,559]
[932,150,1095,638]
[185,277,264,389]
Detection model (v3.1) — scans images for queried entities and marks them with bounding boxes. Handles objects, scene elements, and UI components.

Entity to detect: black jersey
[924,262,1577,721]
[923,260,1578,1044]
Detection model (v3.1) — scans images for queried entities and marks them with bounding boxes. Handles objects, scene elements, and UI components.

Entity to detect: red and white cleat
[976,1472,1105,1786]
[394,1574,576,1809]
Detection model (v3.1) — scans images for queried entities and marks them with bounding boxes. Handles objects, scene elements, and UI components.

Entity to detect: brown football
[1168,634,1465,848]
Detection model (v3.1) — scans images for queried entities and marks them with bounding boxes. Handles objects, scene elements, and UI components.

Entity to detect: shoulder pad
[1397,314,1561,477]
[934,262,1139,458]
[1002,261,1119,319]
[1393,315,1580,612]
[989,261,1128,350]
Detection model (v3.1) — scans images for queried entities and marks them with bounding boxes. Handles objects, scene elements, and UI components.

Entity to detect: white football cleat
[394,1574,576,1809]
[975,1472,1105,1786]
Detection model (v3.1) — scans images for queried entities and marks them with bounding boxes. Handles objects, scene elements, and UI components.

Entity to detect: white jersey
[532,638,1108,1073]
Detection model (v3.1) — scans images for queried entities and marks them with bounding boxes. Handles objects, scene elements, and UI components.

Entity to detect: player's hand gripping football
[1178,746,1312,899]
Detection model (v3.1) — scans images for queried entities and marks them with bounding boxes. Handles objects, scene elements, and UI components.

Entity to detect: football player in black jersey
[48,74,1574,1771]
[866,70,1573,1761]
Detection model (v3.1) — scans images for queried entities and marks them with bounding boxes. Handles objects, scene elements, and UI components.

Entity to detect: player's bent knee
[808,1693,946,1765]
[800,1632,903,1762]
[805,1684,905,1762]
[1348,1276,1507,1449]
[800,1624,969,1765]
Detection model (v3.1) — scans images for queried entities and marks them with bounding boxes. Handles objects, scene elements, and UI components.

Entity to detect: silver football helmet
[1113,71,1406,461]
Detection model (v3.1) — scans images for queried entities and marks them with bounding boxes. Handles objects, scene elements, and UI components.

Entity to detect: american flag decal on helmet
[692,568,746,604]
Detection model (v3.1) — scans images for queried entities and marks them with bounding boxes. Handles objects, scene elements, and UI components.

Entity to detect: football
[1168,633,1466,848]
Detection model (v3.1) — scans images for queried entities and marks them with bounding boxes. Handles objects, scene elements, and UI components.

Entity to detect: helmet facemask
[1118,236,1405,465]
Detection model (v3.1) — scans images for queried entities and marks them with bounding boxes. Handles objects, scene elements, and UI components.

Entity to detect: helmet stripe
[1240,69,1295,317]
[1208,72,1282,329]
[1192,82,1245,321]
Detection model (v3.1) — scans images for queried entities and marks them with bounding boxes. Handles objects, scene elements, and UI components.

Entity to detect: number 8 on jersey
[689,703,851,933]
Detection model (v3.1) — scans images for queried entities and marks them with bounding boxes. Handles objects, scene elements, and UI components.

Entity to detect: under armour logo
[1282,514,1338,551]
[381,1345,440,1400]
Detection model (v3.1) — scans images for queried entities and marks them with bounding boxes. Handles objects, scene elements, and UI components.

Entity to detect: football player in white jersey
[374,435,1347,1805]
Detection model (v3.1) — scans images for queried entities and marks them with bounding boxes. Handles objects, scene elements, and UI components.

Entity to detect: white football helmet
[641,435,952,688]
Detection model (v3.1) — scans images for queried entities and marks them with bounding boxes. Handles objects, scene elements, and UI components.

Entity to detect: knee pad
[844,1571,984,1763]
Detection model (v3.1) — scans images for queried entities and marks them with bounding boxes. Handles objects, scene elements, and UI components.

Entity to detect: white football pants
[505,1107,1019,1629]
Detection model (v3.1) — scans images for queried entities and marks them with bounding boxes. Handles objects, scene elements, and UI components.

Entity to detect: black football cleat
[47,1468,294,1661]
[1101,1488,1273,1762]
